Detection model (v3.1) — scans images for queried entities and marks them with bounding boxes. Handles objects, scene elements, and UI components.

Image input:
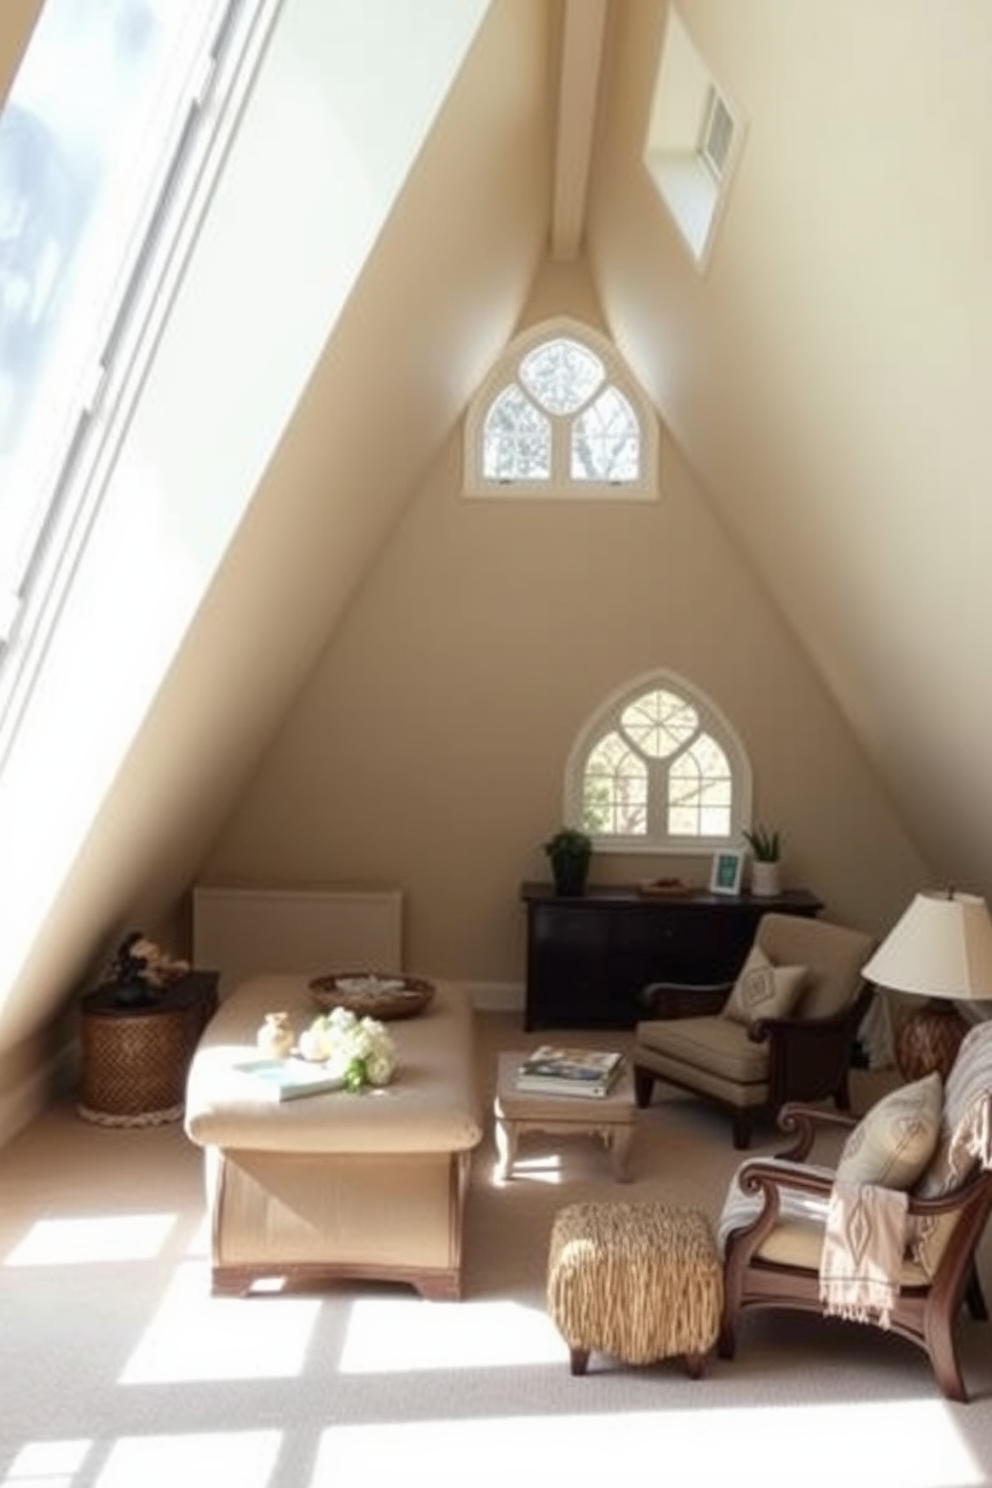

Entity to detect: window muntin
[465,317,659,500]
[566,674,751,852]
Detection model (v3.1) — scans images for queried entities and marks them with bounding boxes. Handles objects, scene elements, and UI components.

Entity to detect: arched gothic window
[464,317,658,500]
[564,671,752,852]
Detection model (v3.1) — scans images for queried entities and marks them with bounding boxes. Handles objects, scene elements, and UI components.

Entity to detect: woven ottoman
[547,1201,723,1378]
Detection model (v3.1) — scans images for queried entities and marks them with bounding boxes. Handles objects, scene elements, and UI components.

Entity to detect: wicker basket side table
[78,970,219,1127]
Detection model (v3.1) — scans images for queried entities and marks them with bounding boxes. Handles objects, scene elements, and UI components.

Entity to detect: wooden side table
[78,970,219,1127]
[493,1051,637,1181]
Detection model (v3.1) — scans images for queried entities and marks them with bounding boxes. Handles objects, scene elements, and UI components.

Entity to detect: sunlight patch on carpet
[89,1431,280,1488]
[5,1214,175,1265]
[310,1401,983,1488]
[120,1263,321,1383]
[493,1151,566,1184]
[338,1296,562,1371]
[5,1439,90,1486]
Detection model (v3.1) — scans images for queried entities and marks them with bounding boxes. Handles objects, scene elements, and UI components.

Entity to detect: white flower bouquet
[298,1005,398,1091]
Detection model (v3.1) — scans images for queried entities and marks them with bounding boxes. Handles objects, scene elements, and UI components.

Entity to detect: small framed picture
[710,850,745,896]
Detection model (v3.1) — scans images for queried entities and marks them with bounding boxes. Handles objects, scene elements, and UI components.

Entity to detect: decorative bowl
[309,971,435,1021]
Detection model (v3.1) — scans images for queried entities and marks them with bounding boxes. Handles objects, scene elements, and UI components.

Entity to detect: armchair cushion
[717,1157,933,1280]
[721,944,808,1026]
[638,1013,771,1088]
[836,1071,943,1190]
[756,913,873,1020]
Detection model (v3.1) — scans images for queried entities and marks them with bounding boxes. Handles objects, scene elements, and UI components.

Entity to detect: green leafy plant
[543,826,593,862]
[742,825,781,862]
[543,826,593,896]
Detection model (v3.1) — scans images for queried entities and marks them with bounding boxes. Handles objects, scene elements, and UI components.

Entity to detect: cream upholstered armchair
[717,1020,992,1401]
[633,913,876,1148]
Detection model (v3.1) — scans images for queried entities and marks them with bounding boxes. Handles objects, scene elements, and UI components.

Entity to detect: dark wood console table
[520,883,823,1030]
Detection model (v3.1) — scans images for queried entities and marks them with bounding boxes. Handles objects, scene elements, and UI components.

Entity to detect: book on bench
[515,1046,623,1099]
[231,1057,346,1101]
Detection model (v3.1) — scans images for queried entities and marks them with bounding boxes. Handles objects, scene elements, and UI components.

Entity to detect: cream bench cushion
[186,973,481,1154]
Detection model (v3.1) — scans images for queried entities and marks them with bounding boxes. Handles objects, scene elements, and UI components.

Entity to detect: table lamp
[862,889,992,1081]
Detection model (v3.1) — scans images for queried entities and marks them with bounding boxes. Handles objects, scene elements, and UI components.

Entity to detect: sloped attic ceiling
[0,0,553,1071]
[587,0,992,896]
[1,0,989,1127]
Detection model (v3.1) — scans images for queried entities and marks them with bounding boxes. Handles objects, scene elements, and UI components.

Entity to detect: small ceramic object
[298,1020,331,1062]
[256,1011,294,1059]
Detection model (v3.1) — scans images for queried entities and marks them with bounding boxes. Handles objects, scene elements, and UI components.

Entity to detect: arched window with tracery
[564,671,752,852]
[464,317,658,500]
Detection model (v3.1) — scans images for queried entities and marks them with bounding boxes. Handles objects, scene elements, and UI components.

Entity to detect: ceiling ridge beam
[551,0,609,261]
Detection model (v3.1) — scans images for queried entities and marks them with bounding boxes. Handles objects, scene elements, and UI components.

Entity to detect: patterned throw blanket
[819,1181,908,1329]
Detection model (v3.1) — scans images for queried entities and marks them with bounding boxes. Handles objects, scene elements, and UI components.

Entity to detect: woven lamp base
[895,999,969,1082]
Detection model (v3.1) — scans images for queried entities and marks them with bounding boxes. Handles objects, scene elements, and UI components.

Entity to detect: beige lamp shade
[863,890,992,1080]
[862,890,992,1001]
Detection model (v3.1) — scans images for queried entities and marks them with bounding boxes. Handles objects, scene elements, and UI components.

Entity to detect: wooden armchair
[633,913,876,1148]
[718,1020,992,1401]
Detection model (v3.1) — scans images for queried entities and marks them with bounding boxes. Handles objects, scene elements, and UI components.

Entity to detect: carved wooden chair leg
[926,1312,968,1404]
[731,1110,753,1149]
[717,1287,738,1358]
[633,1067,656,1109]
[964,1263,988,1321]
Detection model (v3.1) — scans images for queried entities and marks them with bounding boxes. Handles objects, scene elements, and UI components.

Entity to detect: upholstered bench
[547,1201,723,1376]
[184,974,483,1300]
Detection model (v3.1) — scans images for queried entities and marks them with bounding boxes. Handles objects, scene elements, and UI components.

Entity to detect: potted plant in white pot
[544,826,593,897]
[743,825,782,898]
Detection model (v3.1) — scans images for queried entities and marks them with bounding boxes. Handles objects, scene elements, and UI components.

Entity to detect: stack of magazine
[515,1045,623,1099]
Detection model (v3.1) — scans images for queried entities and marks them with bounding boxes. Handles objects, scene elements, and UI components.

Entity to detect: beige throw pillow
[722,944,808,1026]
[836,1070,943,1190]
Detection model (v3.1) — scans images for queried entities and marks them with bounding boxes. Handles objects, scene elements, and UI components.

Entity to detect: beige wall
[0,2,39,103]
[588,0,992,897]
[202,258,927,986]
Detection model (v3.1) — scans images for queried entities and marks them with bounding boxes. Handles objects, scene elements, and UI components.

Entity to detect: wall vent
[699,86,733,180]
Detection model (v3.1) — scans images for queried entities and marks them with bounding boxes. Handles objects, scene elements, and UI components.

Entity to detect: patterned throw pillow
[836,1071,943,1189]
[721,944,808,1026]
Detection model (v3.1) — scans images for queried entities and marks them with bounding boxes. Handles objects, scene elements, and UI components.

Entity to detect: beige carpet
[1,1010,990,1488]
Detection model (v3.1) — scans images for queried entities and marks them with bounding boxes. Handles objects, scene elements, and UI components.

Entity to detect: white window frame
[642,5,745,273]
[463,315,659,501]
[0,0,277,767]
[564,668,752,854]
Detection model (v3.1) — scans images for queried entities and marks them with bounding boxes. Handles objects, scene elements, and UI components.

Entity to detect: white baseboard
[463,981,524,1013]
[0,1040,77,1149]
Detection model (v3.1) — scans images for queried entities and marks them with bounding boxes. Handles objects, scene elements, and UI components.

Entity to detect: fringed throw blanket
[819,1181,908,1329]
